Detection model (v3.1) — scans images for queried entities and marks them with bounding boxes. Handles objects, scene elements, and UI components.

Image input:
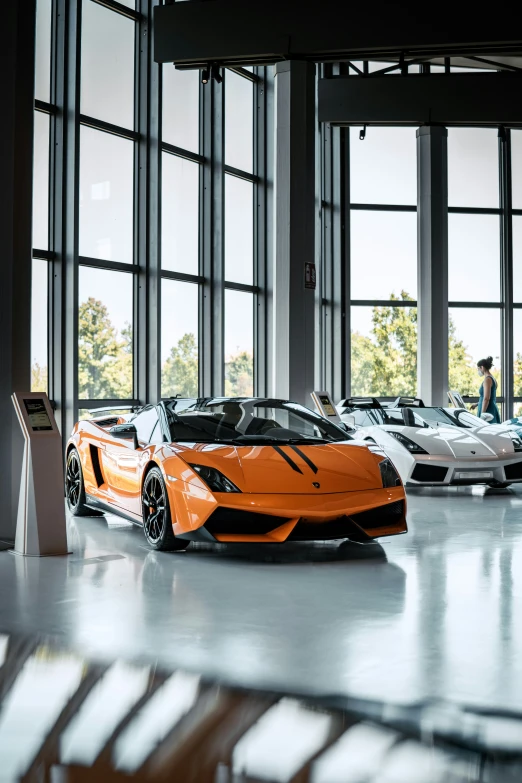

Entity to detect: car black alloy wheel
[66,451,81,508]
[142,468,189,551]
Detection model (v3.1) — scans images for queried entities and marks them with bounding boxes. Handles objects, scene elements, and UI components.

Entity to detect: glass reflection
[448,214,500,302]
[79,126,134,263]
[225,70,253,173]
[350,210,417,299]
[81,0,135,129]
[161,280,199,397]
[225,290,254,396]
[78,267,133,400]
[161,154,199,274]
[349,126,417,205]
[448,128,499,208]
[162,66,199,152]
[225,175,253,284]
[33,111,50,250]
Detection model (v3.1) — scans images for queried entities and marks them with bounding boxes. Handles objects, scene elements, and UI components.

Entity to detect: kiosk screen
[24,399,53,431]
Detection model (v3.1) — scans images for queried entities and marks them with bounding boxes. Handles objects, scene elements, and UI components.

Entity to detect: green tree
[162,333,198,397]
[78,297,132,399]
[448,320,478,395]
[31,362,48,393]
[225,351,254,396]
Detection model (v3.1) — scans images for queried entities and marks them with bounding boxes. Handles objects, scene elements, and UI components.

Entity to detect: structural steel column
[0,0,35,542]
[273,60,316,405]
[417,126,448,406]
[499,128,513,418]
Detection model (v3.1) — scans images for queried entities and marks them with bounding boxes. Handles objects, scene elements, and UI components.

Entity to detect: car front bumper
[404,454,522,486]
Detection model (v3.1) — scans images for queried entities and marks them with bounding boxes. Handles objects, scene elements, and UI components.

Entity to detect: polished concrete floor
[1,486,522,711]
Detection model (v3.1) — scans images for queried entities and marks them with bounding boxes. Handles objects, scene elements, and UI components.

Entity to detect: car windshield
[163,399,351,444]
[397,407,486,429]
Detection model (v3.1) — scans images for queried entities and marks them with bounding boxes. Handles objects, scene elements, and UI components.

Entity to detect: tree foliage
[225,351,254,397]
[162,332,198,397]
[78,297,132,399]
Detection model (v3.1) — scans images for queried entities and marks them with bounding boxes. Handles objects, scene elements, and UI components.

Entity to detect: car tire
[142,467,190,552]
[487,481,511,489]
[65,448,94,516]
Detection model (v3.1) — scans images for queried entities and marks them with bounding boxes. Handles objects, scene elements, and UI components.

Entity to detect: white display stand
[11,392,70,557]
[311,391,342,424]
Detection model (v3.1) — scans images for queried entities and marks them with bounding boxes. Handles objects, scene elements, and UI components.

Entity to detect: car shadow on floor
[188,538,388,564]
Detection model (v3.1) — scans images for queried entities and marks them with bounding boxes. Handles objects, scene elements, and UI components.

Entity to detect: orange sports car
[65,397,407,550]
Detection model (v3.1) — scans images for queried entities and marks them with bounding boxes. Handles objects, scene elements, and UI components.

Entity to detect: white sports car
[337,397,522,488]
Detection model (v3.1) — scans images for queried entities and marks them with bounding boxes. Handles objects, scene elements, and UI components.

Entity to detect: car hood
[168,441,384,493]
[395,426,514,458]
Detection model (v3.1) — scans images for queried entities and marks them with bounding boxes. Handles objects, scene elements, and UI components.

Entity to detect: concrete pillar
[0,0,35,544]
[417,126,448,406]
[273,60,316,405]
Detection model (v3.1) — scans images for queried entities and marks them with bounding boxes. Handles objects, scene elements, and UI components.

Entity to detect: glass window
[225,290,254,396]
[31,259,48,392]
[513,216,522,302]
[131,407,159,445]
[447,128,499,208]
[161,280,199,398]
[350,211,417,300]
[79,127,134,262]
[33,111,50,250]
[448,308,501,396]
[349,127,417,205]
[161,154,199,274]
[514,310,522,401]
[35,0,52,103]
[81,0,135,129]
[225,70,253,173]
[448,214,500,302]
[512,130,522,210]
[162,67,199,153]
[78,267,133,399]
[351,305,417,396]
[225,176,253,284]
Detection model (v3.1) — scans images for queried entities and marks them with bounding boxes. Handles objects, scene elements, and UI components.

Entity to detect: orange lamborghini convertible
[65,398,407,550]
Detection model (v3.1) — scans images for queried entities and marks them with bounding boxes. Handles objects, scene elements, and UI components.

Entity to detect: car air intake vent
[411,464,448,483]
[205,508,289,535]
[351,500,405,530]
[505,461,522,480]
[95,417,120,427]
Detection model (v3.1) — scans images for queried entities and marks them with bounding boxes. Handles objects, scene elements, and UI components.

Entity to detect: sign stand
[11,392,70,557]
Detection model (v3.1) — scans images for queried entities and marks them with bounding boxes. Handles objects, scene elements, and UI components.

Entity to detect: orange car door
[101,407,160,515]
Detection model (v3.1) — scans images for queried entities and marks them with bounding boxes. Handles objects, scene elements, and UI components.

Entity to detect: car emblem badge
[312,482,320,488]
[471,451,476,454]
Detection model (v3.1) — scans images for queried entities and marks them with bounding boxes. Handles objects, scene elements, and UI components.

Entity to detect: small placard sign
[305,262,316,290]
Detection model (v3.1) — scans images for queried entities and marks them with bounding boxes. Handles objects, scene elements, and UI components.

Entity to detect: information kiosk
[311,391,342,424]
[11,392,69,557]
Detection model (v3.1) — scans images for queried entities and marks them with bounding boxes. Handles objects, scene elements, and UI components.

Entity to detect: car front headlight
[389,431,428,454]
[379,458,402,488]
[189,464,241,493]
[510,434,522,452]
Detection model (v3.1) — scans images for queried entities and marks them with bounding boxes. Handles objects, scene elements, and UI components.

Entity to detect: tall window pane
[31,259,48,392]
[512,130,522,210]
[448,128,499,208]
[351,305,417,396]
[349,127,417,205]
[161,281,199,397]
[162,67,199,153]
[514,310,522,405]
[78,267,133,400]
[448,308,501,396]
[81,0,135,129]
[161,154,199,274]
[33,111,50,250]
[513,216,522,302]
[79,127,134,262]
[225,290,253,396]
[448,214,500,302]
[225,71,253,173]
[35,0,52,103]
[350,211,417,300]
[225,176,253,285]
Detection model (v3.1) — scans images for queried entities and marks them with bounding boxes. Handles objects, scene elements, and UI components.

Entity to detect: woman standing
[476,356,501,423]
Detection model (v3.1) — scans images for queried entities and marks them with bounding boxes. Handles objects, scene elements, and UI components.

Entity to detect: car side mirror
[481,412,494,423]
[109,423,138,448]
[342,414,356,429]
